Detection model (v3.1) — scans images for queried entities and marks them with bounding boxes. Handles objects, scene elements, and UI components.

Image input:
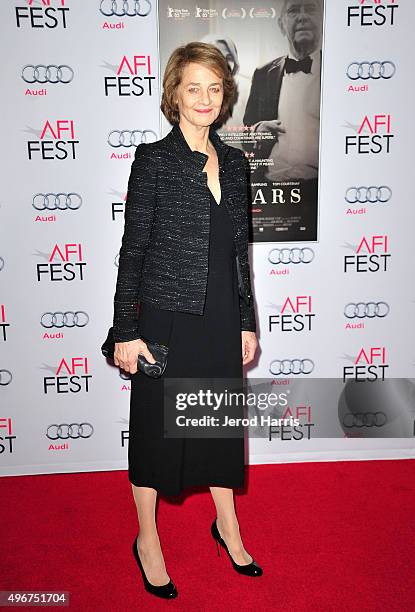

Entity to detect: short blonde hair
[160,41,236,125]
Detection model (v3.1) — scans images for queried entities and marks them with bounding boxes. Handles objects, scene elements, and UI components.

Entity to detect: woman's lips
[195,109,212,113]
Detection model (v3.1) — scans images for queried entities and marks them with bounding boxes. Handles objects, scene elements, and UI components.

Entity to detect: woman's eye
[187,87,221,94]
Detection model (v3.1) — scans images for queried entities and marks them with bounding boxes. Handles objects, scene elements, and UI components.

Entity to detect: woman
[112,42,261,599]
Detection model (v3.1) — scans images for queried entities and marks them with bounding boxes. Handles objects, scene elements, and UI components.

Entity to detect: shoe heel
[215,539,221,556]
[210,518,263,577]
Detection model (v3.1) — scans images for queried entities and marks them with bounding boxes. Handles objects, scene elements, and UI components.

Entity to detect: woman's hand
[241,331,257,366]
[114,338,156,375]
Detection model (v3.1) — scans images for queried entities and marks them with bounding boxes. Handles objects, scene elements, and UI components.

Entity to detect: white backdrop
[1,0,414,478]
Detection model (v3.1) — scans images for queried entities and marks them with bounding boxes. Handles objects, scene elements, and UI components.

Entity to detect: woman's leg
[209,486,253,565]
[132,484,171,585]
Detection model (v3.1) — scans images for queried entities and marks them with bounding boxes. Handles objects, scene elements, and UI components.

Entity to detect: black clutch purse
[101,326,169,378]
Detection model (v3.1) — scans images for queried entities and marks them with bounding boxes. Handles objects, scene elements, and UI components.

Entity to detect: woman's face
[175,62,224,127]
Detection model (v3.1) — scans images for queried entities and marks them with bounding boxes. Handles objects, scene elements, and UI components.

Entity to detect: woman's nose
[200,90,212,105]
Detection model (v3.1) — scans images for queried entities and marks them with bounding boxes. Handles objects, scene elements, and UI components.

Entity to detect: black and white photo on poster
[158,0,324,242]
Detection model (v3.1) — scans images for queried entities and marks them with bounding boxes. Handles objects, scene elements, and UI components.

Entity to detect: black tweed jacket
[112,121,256,342]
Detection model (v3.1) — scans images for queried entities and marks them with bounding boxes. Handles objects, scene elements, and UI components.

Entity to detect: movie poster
[158,0,324,242]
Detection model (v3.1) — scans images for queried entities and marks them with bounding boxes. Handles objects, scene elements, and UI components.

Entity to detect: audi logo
[0,369,12,386]
[344,302,390,319]
[47,423,94,439]
[269,359,314,376]
[345,186,392,204]
[100,0,152,16]
[347,61,396,81]
[342,412,387,428]
[22,64,74,84]
[268,248,315,265]
[41,312,89,329]
[108,129,157,148]
[32,193,82,211]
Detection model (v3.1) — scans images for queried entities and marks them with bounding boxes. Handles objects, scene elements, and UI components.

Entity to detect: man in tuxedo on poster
[242,0,323,241]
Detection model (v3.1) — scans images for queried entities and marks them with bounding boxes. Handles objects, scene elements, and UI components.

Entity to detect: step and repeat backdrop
[1,0,414,477]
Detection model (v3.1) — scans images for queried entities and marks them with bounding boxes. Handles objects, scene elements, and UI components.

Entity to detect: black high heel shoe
[132,536,178,599]
[211,518,263,577]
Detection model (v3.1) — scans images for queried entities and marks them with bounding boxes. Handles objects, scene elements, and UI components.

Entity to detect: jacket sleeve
[112,143,157,342]
[238,151,257,333]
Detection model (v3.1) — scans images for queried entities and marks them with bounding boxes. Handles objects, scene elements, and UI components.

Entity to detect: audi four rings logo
[32,193,82,211]
[0,370,12,386]
[344,302,390,319]
[345,186,392,204]
[22,65,74,84]
[47,423,94,439]
[347,61,396,80]
[108,130,157,147]
[41,312,89,328]
[269,359,315,375]
[342,412,387,428]
[100,0,152,16]
[268,248,315,265]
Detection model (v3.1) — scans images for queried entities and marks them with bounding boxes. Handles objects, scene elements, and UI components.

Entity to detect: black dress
[128,188,245,496]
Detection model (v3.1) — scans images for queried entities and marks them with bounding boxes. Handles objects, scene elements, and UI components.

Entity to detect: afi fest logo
[0,305,9,342]
[103,55,155,96]
[269,296,315,333]
[347,0,399,27]
[36,243,86,282]
[343,346,388,381]
[0,418,16,455]
[345,114,393,155]
[43,357,92,394]
[344,235,391,272]
[269,406,313,442]
[27,120,79,160]
[111,191,127,221]
[15,0,69,29]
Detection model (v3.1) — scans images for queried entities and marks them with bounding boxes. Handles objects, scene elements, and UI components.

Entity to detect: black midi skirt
[128,189,245,496]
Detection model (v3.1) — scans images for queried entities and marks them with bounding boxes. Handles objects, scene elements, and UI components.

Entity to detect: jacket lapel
[167,122,230,171]
[267,56,285,118]
[166,122,240,233]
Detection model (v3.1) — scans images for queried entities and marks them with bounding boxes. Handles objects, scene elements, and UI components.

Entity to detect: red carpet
[2,459,414,611]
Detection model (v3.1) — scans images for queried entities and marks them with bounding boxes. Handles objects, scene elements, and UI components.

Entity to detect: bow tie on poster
[284,56,312,74]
